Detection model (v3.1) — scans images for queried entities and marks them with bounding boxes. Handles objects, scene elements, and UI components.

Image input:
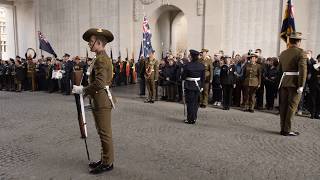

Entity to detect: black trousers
[265,81,277,109]
[212,82,222,103]
[310,85,320,117]
[185,89,200,122]
[222,84,233,108]
[139,77,146,95]
[255,83,264,108]
[0,75,4,89]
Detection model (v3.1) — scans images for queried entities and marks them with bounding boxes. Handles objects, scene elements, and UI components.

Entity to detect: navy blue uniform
[182,61,205,123]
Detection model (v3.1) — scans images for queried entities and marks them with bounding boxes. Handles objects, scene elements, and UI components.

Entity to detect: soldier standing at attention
[278,32,307,136]
[144,50,159,103]
[199,49,213,108]
[242,52,261,113]
[182,50,205,124]
[72,28,115,174]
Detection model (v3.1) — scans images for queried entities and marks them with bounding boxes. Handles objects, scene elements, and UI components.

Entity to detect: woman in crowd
[264,57,279,110]
[220,56,236,110]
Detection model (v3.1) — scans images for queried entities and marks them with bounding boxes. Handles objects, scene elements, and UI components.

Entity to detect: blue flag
[38,31,57,58]
[280,0,296,42]
[142,16,153,57]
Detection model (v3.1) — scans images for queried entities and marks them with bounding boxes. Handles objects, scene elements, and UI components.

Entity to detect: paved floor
[1,84,320,180]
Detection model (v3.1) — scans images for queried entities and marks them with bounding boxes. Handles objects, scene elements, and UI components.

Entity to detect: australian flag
[38,31,57,58]
[280,0,296,42]
[142,16,153,57]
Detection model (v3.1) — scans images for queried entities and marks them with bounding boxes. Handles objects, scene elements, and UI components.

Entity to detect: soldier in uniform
[26,55,37,91]
[309,55,320,119]
[144,50,159,103]
[199,49,213,108]
[278,32,307,136]
[72,28,115,174]
[242,52,261,113]
[62,53,73,95]
[182,49,205,124]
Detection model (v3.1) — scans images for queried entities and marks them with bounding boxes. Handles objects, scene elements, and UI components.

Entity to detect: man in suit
[72,28,115,174]
[182,50,205,124]
[278,32,307,136]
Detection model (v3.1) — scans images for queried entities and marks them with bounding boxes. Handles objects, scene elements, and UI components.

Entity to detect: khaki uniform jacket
[145,58,159,81]
[199,57,213,82]
[84,54,115,109]
[242,62,261,87]
[278,46,307,88]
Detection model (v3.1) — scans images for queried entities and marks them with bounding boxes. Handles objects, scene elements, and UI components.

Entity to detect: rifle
[73,53,90,162]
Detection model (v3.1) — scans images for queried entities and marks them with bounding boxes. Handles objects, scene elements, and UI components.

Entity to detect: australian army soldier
[199,48,213,108]
[278,32,307,136]
[144,50,159,103]
[72,28,115,174]
[242,52,261,113]
[26,55,36,91]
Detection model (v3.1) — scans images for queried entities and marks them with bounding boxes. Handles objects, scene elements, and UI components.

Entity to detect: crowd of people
[0,53,137,95]
[138,49,320,119]
[1,48,320,119]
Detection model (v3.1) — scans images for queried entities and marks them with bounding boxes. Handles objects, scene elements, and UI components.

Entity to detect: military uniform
[278,32,307,135]
[27,59,36,91]
[242,57,261,112]
[182,50,205,124]
[199,49,213,107]
[144,56,159,103]
[73,28,116,174]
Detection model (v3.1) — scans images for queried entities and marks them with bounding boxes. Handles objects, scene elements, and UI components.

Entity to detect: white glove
[297,87,304,94]
[72,85,84,94]
[314,63,320,70]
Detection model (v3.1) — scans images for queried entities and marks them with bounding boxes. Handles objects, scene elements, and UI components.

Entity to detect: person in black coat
[182,50,205,124]
[264,57,279,110]
[163,58,177,101]
[220,56,236,110]
[309,54,320,119]
[14,59,25,92]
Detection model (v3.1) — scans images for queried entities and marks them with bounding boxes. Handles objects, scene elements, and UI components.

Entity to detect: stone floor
[0,84,320,180]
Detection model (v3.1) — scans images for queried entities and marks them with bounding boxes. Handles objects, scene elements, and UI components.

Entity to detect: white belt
[186,77,200,81]
[185,77,203,92]
[104,86,115,109]
[278,71,299,89]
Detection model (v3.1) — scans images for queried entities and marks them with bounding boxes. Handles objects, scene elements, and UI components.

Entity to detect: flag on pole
[138,41,143,60]
[142,16,153,57]
[38,31,57,58]
[280,0,296,42]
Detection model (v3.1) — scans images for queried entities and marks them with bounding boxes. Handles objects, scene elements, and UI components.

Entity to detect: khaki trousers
[93,108,114,165]
[200,82,210,105]
[243,86,257,110]
[279,87,301,133]
[146,78,155,100]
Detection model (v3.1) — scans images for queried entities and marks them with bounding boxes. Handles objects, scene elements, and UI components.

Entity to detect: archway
[151,5,187,58]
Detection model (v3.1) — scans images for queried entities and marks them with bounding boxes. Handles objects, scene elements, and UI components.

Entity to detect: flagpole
[277,0,284,55]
